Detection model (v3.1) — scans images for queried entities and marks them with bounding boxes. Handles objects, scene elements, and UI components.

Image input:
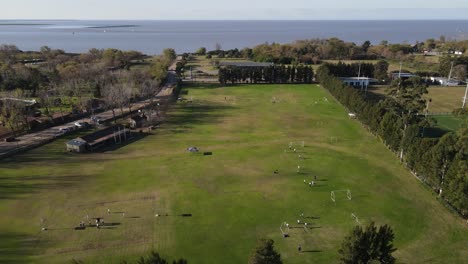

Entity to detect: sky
[1,0,468,20]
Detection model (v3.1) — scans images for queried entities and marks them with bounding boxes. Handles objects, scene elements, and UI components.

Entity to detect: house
[66,139,87,153]
[339,77,378,87]
[66,124,130,153]
[391,72,418,80]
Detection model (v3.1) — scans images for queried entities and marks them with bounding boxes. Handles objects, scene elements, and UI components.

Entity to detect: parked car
[74,121,89,128]
[4,137,16,142]
[59,127,70,133]
[91,116,104,125]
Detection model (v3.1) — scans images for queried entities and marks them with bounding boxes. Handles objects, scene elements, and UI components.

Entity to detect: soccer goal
[280,222,290,237]
[331,189,352,203]
[351,213,361,225]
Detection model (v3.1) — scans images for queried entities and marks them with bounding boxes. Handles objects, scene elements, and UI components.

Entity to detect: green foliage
[439,56,468,77]
[248,239,282,264]
[320,62,375,78]
[374,60,389,81]
[219,65,313,84]
[319,66,467,217]
[339,222,396,264]
[195,47,207,55]
[163,48,177,63]
[137,251,187,264]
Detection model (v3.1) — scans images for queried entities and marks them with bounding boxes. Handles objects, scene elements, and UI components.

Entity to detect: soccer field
[0,84,466,264]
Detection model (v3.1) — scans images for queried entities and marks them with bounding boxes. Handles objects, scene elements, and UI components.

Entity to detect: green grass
[0,84,466,264]
[433,115,466,131]
[370,85,466,114]
[426,86,466,113]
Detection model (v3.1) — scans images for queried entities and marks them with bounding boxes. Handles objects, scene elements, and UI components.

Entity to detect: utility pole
[425,99,431,117]
[462,83,468,109]
[447,61,454,86]
[398,62,402,79]
[358,62,362,91]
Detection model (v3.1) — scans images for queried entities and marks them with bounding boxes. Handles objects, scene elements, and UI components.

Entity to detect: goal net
[331,189,352,203]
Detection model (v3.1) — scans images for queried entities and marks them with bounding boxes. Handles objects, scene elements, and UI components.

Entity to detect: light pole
[462,83,468,109]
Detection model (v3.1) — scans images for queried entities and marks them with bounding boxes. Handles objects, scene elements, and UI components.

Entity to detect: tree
[162,48,177,63]
[151,56,169,81]
[136,251,187,264]
[339,222,396,264]
[0,44,20,65]
[362,40,371,53]
[248,239,282,264]
[374,60,389,82]
[215,43,222,51]
[195,47,206,55]
[0,95,23,136]
[453,64,466,82]
[385,77,428,159]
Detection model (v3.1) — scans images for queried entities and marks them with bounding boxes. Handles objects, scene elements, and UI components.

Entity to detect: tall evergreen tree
[248,239,282,264]
[339,222,396,264]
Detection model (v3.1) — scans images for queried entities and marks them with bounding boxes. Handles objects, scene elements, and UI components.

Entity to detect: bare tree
[139,79,161,122]
[37,88,53,118]
[101,83,120,123]
[453,65,467,82]
[0,91,25,136]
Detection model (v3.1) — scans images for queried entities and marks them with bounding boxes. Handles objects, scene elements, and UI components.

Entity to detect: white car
[74,121,89,128]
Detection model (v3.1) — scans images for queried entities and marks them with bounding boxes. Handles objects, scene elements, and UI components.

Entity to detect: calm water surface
[0,20,467,54]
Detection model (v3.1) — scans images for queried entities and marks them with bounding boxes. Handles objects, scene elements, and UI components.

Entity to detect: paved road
[0,61,180,159]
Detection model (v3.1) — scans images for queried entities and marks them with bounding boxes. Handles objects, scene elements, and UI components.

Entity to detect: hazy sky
[1,0,468,20]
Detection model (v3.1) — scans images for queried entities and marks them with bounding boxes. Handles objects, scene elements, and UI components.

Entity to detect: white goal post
[280,222,290,237]
[331,189,352,203]
[351,213,361,225]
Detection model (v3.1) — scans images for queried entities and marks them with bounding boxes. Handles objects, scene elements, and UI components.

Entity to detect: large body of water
[1,20,467,55]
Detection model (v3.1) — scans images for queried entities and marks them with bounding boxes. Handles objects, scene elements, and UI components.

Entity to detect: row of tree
[219,65,314,84]
[317,64,467,217]
[321,60,390,81]
[197,37,468,80]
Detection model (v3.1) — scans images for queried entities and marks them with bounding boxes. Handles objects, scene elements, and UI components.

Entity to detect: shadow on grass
[0,232,44,264]
[162,101,237,132]
[182,83,221,90]
[422,127,450,138]
[95,132,149,153]
[0,174,88,200]
[301,250,322,253]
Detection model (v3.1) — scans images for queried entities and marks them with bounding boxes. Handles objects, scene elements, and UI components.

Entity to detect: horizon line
[2,18,468,21]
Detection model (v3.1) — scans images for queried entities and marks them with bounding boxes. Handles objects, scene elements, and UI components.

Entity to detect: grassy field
[0,84,467,264]
[425,86,466,113]
[370,85,466,113]
[432,115,466,131]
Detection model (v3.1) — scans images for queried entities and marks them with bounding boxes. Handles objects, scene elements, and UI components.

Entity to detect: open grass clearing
[0,84,466,264]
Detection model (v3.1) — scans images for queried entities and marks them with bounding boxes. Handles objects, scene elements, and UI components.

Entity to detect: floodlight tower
[447,61,454,87]
[462,83,468,109]
[398,62,403,79]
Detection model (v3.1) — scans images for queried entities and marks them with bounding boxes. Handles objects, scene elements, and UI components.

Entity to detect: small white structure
[339,77,378,87]
[429,77,460,86]
[348,113,356,119]
[391,72,417,80]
